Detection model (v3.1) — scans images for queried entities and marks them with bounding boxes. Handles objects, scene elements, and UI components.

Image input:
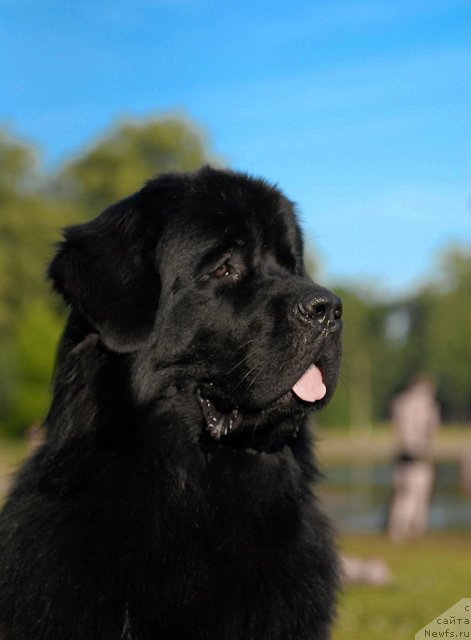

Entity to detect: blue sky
[2,0,470,295]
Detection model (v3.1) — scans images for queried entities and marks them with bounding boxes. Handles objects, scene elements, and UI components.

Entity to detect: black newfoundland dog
[0,167,342,640]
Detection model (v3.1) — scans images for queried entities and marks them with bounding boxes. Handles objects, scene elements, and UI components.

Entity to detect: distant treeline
[0,116,470,436]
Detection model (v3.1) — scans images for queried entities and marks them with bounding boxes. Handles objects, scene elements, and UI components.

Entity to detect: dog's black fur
[0,167,342,640]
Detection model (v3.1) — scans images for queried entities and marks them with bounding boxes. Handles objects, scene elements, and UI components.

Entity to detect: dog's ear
[49,192,161,353]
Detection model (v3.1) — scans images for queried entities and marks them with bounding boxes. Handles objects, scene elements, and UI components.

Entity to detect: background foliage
[0,116,470,436]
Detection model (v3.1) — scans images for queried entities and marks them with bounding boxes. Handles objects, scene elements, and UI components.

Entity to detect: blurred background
[1,1,470,638]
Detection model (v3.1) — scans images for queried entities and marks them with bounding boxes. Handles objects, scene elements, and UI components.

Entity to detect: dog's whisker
[226,356,251,375]
[225,346,264,376]
[247,365,265,389]
[239,337,258,348]
[231,365,262,393]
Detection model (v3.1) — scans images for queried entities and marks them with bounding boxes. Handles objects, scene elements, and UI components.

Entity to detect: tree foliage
[0,118,470,436]
[422,247,471,419]
[319,246,471,428]
[0,116,217,435]
[57,117,219,215]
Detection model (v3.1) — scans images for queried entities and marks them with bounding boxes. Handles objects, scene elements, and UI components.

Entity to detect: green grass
[334,532,471,640]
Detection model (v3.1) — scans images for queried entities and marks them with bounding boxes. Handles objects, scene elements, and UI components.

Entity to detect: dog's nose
[297,291,343,329]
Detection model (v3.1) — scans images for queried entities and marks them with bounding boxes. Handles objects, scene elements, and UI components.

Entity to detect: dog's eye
[206,257,242,283]
[212,261,232,279]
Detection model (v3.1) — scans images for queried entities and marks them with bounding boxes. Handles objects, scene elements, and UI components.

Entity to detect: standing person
[388,376,440,542]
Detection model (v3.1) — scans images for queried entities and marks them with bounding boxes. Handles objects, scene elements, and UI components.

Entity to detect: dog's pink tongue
[292,365,327,403]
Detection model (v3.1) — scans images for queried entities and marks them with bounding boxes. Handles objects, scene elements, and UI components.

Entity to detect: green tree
[0,129,38,200]
[0,130,69,333]
[375,245,471,423]
[57,116,220,215]
[424,246,471,420]
[0,129,68,433]
[3,118,469,434]
[1,116,220,435]
[317,286,378,429]
[5,300,63,436]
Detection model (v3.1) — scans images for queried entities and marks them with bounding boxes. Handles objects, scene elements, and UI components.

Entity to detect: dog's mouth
[196,389,243,441]
[197,363,327,442]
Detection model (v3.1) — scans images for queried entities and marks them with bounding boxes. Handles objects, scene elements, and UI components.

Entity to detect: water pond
[319,461,471,532]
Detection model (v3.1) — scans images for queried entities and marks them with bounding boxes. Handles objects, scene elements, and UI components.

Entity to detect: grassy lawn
[334,532,471,640]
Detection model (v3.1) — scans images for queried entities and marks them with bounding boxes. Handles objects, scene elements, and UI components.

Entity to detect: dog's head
[50,167,342,445]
